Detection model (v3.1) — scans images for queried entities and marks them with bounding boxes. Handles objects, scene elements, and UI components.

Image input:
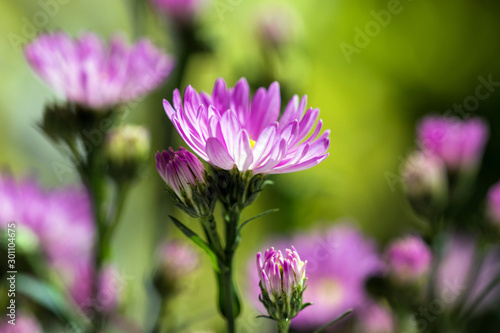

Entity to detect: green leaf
[312,309,353,333]
[256,315,273,320]
[169,215,220,273]
[301,302,314,310]
[238,208,279,231]
[17,274,87,327]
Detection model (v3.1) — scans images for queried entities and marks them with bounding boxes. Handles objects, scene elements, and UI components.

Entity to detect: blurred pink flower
[248,223,383,330]
[417,116,488,172]
[25,32,174,110]
[164,78,329,174]
[0,175,95,308]
[0,314,42,333]
[436,233,500,315]
[385,235,432,284]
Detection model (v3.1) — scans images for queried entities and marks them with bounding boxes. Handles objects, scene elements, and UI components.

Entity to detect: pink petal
[205,138,235,169]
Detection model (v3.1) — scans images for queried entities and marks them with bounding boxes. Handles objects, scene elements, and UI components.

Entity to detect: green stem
[217,206,242,333]
[277,320,290,333]
[220,262,236,333]
[201,215,225,260]
[100,182,131,262]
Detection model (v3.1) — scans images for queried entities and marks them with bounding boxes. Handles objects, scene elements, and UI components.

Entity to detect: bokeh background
[1,0,500,331]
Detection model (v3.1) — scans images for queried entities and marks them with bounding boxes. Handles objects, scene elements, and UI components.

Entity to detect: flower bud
[255,5,296,49]
[154,240,199,295]
[486,181,500,228]
[105,125,150,182]
[156,147,214,217]
[403,151,447,218]
[257,246,308,321]
[356,303,396,333]
[385,235,432,285]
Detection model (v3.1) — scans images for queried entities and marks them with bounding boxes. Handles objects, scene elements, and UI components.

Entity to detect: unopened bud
[105,125,150,182]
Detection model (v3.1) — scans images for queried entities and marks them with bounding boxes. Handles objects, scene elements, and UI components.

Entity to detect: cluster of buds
[156,148,215,217]
[256,247,308,323]
[105,125,151,182]
[402,116,489,221]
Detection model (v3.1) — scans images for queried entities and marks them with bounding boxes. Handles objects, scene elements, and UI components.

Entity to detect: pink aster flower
[248,224,383,330]
[385,235,432,284]
[417,116,489,172]
[152,0,208,22]
[486,181,500,226]
[163,78,330,174]
[25,32,174,110]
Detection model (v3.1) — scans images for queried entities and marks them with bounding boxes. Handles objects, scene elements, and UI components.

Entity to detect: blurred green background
[2,0,500,331]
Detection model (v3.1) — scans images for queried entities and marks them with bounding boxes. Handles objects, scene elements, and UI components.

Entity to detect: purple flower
[436,233,500,315]
[25,32,174,110]
[156,147,206,197]
[249,224,383,329]
[385,235,432,284]
[152,0,207,22]
[163,78,330,174]
[0,314,42,333]
[486,181,500,225]
[0,175,95,309]
[417,116,489,172]
[356,302,396,333]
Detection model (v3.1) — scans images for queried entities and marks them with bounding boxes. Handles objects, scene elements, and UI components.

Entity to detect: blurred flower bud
[255,5,297,49]
[403,151,447,219]
[154,240,199,295]
[356,303,396,333]
[156,147,214,217]
[417,116,489,173]
[257,247,308,322]
[105,125,151,182]
[152,0,208,24]
[486,181,500,228]
[385,235,432,285]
